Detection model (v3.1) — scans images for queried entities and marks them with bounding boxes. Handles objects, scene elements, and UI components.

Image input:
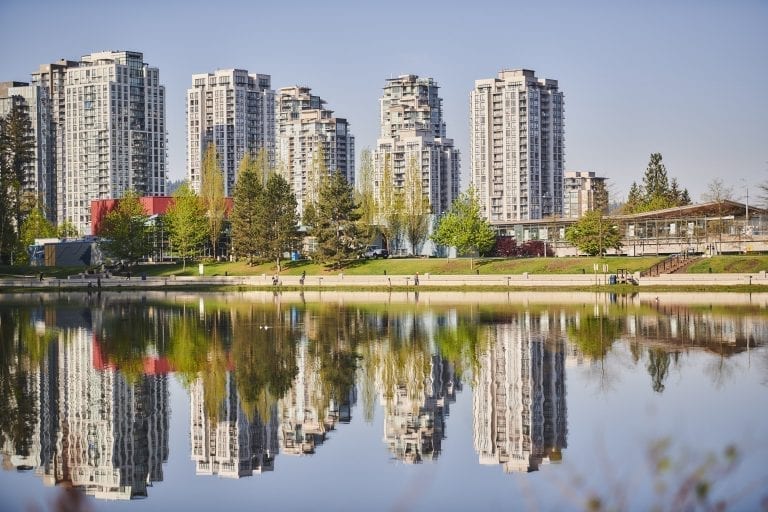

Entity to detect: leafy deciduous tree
[431,186,495,268]
[378,154,403,253]
[402,155,431,255]
[56,221,80,239]
[165,182,209,269]
[306,145,327,216]
[356,149,378,246]
[98,190,151,265]
[200,144,226,259]
[18,207,55,264]
[564,209,623,256]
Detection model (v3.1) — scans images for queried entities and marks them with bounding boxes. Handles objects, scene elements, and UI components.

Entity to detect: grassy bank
[4,255,768,279]
[129,256,665,277]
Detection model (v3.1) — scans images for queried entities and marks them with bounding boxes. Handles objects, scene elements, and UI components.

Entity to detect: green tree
[98,190,151,265]
[306,145,328,215]
[624,182,643,214]
[593,179,609,214]
[230,153,265,264]
[165,182,209,269]
[564,209,623,256]
[232,308,298,420]
[669,177,691,206]
[56,221,80,239]
[253,148,271,185]
[402,155,431,255]
[0,102,35,264]
[18,207,55,264]
[623,153,691,213]
[643,152,670,201]
[378,154,403,253]
[431,186,495,268]
[356,149,378,246]
[200,144,226,259]
[260,173,301,271]
[312,171,360,268]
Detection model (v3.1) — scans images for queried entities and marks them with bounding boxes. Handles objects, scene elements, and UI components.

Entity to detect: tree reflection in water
[0,293,766,503]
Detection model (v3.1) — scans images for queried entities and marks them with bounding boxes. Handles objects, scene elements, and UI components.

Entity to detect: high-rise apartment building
[276,86,354,217]
[470,69,564,223]
[187,69,274,197]
[60,51,166,234]
[373,75,460,220]
[563,170,608,218]
[0,81,52,219]
[31,60,80,223]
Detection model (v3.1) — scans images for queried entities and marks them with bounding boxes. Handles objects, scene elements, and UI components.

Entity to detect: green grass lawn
[109,255,665,277]
[685,255,768,273]
[6,255,768,279]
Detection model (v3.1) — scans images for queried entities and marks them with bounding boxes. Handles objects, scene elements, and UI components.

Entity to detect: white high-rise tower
[276,86,354,217]
[470,69,564,223]
[186,69,274,196]
[373,75,460,222]
[62,51,166,234]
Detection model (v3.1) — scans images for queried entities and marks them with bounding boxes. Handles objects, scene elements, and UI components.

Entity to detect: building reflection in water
[277,336,356,456]
[190,373,278,477]
[367,308,461,464]
[473,313,567,473]
[1,313,169,500]
[380,354,458,463]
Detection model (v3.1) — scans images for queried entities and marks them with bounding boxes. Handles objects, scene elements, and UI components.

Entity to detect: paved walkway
[2,271,768,290]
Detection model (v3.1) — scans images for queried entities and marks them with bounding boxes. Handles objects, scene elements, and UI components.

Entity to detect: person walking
[414,272,420,286]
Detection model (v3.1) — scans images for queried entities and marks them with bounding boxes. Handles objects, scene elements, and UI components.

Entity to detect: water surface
[1,291,766,511]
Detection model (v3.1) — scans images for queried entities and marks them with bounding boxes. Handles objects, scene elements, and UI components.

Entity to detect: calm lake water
[1,291,767,512]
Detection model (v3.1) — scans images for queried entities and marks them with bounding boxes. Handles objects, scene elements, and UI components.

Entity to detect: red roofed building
[91,196,175,235]
[91,196,234,261]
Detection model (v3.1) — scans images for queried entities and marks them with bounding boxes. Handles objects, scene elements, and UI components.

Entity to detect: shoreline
[2,272,767,293]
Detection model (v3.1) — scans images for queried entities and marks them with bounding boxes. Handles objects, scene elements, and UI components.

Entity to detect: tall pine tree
[0,102,35,264]
[623,153,691,213]
[313,171,360,268]
[260,173,300,272]
[230,153,264,264]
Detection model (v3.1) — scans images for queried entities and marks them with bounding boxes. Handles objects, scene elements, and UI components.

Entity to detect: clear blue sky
[2,0,766,203]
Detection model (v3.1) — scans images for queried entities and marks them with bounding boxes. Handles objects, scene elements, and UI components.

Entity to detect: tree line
[98,144,498,268]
